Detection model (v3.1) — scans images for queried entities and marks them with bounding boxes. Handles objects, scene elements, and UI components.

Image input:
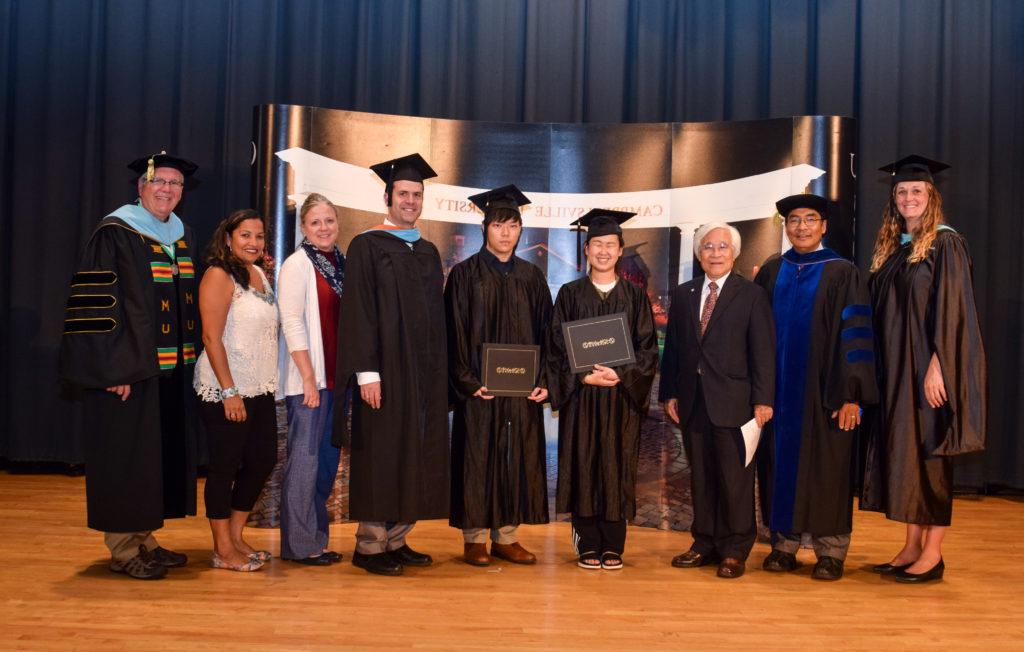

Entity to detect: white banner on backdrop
[275,147,825,282]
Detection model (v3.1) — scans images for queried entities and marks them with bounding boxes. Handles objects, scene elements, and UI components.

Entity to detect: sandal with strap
[211,552,264,572]
[577,551,602,570]
[601,552,623,570]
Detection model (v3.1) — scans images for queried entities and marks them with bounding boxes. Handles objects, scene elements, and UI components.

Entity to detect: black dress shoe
[289,554,332,566]
[762,549,799,572]
[811,556,845,581]
[870,561,913,574]
[150,546,188,568]
[671,549,719,568]
[717,557,745,579]
[388,544,432,567]
[352,551,403,576]
[321,550,343,563]
[894,558,944,584]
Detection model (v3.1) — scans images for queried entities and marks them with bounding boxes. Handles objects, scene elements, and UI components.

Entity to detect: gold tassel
[146,150,167,181]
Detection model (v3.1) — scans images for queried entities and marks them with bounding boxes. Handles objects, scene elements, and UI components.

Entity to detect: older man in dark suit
[659,222,775,579]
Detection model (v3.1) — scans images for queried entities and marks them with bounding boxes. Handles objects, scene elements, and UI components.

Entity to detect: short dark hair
[482,206,522,228]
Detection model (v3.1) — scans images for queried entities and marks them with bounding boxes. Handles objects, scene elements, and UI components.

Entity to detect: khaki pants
[355,521,415,555]
[772,531,851,561]
[104,531,159,562]
[463,525,518,545]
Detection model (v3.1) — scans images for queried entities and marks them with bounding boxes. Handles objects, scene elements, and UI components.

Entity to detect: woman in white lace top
[194,209,279,572]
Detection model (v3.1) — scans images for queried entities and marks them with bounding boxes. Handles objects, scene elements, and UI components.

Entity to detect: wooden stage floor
[1,473,1021,650]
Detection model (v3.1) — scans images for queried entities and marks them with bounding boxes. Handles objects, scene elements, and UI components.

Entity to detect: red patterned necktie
[700,280,718,337]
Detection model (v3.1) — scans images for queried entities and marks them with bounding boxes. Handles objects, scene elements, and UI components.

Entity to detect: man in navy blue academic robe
[753,194,878,581]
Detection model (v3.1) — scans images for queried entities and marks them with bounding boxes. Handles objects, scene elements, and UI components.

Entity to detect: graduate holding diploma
[547,210,658,571]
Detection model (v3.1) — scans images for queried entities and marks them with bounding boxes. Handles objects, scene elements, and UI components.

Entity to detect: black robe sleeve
[616,284,659,412]
[335,234,380,384]
[59,223,157,389]
[930,234,987,455]
[444,262,482,401]
[823,264,879,410]
[530,266,554,391]
[332,234,380,445]
[546,284,581,411]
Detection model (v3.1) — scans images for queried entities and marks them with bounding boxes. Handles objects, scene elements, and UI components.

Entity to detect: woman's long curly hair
[204,208,268,289]
[869,181,946,272]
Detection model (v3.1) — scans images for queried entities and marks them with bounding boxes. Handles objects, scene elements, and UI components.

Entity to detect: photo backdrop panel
[250,105,855,531]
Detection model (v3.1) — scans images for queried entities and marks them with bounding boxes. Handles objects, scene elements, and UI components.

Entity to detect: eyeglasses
[700,242,732,253]
[147,177,185,189]
[785,216,822,227]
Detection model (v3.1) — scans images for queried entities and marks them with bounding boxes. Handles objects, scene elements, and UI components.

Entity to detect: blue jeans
[281,390,342,559]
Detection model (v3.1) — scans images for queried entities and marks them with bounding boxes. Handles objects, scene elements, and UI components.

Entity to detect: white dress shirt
[699,270,731,318]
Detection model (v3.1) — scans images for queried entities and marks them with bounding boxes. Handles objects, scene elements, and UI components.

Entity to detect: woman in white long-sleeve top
[277,193,346,566]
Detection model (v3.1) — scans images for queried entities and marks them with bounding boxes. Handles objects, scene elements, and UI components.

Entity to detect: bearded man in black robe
[445,185,552,567]
[333,154,449,576]
[754,194,878,581]
[59,152,200,580]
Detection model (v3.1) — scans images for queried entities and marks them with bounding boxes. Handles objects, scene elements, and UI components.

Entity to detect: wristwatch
[219,386,240,400]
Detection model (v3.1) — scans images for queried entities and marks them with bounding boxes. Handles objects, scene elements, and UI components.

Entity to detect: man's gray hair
[693,222,742,257]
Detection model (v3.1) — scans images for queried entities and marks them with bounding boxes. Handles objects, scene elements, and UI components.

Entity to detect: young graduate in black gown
[445,185,552,566]
[547,210,659,571]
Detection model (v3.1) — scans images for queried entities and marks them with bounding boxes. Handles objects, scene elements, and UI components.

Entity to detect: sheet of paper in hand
[481,343,541,397]
[561,312,636,374]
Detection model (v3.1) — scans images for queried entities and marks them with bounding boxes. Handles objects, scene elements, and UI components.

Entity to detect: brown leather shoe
[671,549,720,568]
[463,543,491,566]
[717,557,745,579]
[491,542,537,565]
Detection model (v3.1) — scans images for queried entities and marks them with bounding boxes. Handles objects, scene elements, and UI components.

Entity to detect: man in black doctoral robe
[334,153,449,576]
[547,210,659,570]
[753,194,879,581]
[446,185,552,566]
[59,152,200,580]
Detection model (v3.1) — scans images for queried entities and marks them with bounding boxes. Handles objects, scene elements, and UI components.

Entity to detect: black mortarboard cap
[127,151,199,179]
[570,208,636,241]
[878,154,949,185]
[370,153,437,187]
[468,184,531,213]
[776,193,830,220]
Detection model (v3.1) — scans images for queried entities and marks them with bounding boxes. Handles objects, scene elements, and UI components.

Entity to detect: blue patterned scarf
[300,239,345,298]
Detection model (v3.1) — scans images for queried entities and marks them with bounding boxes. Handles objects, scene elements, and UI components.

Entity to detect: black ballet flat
[870,561,912,574]
[894,559,944,584]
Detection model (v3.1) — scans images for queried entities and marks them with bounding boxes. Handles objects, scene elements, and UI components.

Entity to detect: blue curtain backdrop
[1,0,1021,490]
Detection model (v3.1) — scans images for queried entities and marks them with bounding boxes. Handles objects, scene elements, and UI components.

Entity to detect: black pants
[684,383,756,561]
[572,515,627,555]
[200,393,278,520]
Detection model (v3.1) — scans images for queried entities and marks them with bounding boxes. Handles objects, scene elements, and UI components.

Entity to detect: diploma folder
[481,343,541,397]
[561,312,636,374]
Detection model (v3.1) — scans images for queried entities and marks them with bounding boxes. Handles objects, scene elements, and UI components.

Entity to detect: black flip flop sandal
[577,551,601,570]
[601,552,623,570]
